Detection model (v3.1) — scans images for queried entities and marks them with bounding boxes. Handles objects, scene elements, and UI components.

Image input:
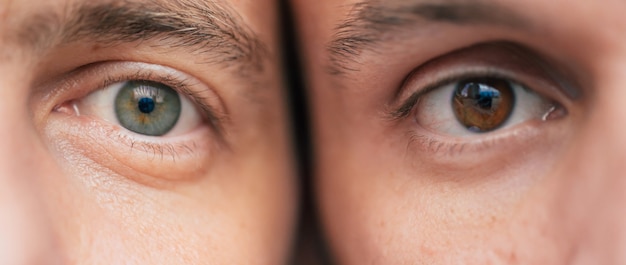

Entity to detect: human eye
[43,61,224,185]
[416,76,558,136]
[393,42,576,157]
[75,79,201,137]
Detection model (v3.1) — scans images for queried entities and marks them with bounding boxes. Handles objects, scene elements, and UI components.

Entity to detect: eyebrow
[328,0,531,75]
[16,0,267,73]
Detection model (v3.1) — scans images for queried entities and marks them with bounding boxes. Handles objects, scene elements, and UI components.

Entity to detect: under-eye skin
[391,42,573,154]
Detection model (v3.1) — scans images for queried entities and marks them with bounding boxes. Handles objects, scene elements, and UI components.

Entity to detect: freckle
[448,208,455,215]
[509,251,518,263]
[419,244,436,257]
[91,44,103,51]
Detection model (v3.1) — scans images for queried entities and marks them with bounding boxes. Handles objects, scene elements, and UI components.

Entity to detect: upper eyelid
[388,42,578,120]
[95,68,227,136]
[40,61,228,140]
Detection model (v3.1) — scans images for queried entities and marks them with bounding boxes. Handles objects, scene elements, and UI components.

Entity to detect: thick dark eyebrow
[17,0,267,73]
[328,0,531,75]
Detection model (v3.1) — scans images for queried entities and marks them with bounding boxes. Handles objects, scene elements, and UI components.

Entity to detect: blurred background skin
[0,0,297,264]
[292,0,626,264]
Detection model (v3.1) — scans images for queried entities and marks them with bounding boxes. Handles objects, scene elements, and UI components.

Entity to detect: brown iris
[452,78,515,132]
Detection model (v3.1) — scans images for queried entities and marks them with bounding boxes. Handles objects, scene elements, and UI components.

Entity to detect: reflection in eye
[115,81,181,136]
[76,79,203,137]
[416,76,557,137]
[452,78,514,133]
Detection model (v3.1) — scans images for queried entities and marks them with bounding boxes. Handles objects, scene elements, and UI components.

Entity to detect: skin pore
[293,0,626,264]
[0,0,296,264]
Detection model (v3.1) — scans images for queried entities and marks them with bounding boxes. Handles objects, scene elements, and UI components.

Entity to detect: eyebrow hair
[328,0,531,75]
[17,0,267,73]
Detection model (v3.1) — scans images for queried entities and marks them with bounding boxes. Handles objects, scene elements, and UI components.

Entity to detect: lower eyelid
[410,81,560,156]
[45,112,216,186]
[407,119,545,161]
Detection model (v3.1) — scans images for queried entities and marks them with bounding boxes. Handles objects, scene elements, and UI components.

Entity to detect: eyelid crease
[387,42,578,122]
[497,42,582,100]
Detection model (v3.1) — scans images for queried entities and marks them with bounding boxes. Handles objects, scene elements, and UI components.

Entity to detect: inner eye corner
[542,101,568,121]
[52,100,80,117]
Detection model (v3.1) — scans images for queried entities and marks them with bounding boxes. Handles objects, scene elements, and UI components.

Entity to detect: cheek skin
[316,119,571,264]
[40,118,295,264]
[0,51,68,263]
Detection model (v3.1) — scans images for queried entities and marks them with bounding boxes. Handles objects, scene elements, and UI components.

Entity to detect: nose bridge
[549,59,626,263]
[0,59,46,179]
[0,65,62,264]
[574,70,626,187]
[577,59,626,186]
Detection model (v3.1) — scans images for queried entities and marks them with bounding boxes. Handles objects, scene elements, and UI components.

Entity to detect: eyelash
[95,69,223,133]
[392,68,522,120]
[406,118,544,157]
[392,61,566,158]
[48,62,223,162]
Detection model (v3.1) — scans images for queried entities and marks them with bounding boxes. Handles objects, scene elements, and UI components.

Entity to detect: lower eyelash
[107,127,202,163]
[128,138,195,162]
[406,120,544,158]
[65,114,209,163]
[57,99,203,162]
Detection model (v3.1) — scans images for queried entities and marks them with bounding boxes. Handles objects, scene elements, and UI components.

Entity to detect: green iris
[115,81,181,136]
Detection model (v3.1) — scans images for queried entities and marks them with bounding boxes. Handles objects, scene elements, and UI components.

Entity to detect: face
[293,0,626,264]
[0,0,295,263]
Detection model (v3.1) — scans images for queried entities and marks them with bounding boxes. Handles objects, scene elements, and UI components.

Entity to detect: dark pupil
[138,97,156,114]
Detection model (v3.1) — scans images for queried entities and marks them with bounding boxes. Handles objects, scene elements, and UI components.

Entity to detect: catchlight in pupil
[115,81,182,136]
[452,78,515,132]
